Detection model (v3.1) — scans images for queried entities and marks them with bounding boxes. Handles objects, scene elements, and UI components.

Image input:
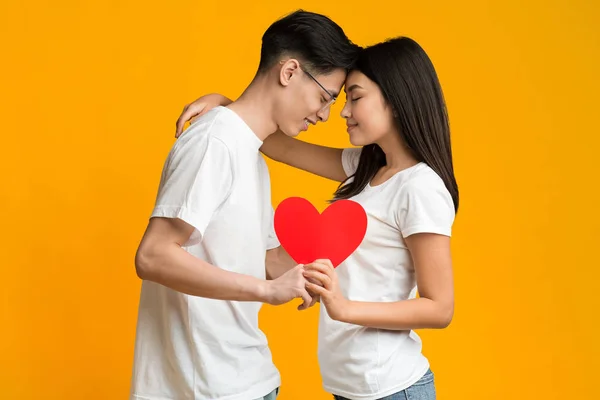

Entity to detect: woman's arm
[260,132,347,182]
[305,233,454,330]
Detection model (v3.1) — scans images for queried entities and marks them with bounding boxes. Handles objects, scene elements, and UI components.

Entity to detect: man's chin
[281,127,302,138]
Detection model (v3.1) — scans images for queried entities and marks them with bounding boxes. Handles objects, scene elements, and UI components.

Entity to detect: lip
[303,118,316,131]
[302,120,309,131]
[346,124,357,132]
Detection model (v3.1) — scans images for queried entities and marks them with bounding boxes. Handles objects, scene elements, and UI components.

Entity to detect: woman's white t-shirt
[317,147,455,400]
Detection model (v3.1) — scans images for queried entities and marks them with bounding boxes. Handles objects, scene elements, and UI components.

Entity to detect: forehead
[313,68,347,91]
[344,70,370,89]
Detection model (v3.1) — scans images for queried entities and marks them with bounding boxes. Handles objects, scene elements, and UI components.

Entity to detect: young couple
[131,9,458,400]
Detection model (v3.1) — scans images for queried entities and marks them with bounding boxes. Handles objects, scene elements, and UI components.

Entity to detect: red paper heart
[274,197,367,268]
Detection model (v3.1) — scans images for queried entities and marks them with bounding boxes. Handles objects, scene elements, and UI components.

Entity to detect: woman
[176,37,457,400]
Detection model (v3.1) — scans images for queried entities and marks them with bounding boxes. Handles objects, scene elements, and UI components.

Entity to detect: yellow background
[1,0,599,399]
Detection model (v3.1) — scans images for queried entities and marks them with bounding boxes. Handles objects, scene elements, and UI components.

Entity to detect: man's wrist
[255,279,273,304]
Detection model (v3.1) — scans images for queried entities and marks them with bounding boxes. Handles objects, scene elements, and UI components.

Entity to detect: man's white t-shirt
[130,106,281,400]
[317,148,455,400]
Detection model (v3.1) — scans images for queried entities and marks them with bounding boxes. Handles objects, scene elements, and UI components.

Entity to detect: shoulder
[341,147,363,176]
[393,163,456,236]
[402,164,448,192]
[174,108,234,155]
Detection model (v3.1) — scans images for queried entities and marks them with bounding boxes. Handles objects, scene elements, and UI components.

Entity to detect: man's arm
[266,246,322,308]
[265,246,296,280]
[136,217,311,306]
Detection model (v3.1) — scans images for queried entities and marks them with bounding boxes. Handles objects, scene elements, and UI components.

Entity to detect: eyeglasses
[302,67,338,112]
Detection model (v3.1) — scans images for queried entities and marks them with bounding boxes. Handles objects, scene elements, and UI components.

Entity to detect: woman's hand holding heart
[304,259,350,321]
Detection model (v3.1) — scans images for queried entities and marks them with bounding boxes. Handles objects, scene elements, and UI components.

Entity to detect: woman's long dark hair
[333,37,459,212]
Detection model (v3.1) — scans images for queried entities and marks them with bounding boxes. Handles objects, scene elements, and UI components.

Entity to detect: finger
[175,105,190,137]
[304,262,323,271]
[303,270,331,290]
[175,103,205,137]
[306,276,323,287]
[303,270,329,284]
[308,294,320,308]
[301,296,318,310]
[306,281,326,297]
[305,263,332,278]
[175,109,195,137]
[297,289,312,311]
[314,259,334,270]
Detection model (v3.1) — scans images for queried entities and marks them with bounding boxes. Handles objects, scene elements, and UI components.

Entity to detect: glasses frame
[301,67,338,112]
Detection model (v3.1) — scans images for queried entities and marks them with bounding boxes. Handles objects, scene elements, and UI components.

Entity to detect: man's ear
[279,59,301,87]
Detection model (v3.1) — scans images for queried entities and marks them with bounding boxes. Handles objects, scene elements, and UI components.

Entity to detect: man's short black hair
[258,10,360,75]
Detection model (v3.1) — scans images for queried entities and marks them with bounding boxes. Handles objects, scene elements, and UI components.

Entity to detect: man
[131,10,359,400]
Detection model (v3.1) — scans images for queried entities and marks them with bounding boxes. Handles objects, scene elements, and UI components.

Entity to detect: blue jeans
[333,369,436,400]
[256,387,279,400]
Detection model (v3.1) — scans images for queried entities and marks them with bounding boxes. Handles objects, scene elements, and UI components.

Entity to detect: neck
[227,76,278,142]
[376,130,419,171]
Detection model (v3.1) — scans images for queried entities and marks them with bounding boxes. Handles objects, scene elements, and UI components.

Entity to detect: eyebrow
[327,89,340,98]
[343,84,364,93]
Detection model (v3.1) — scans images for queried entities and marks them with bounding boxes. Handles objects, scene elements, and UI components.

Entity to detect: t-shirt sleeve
[396,177,455,238]
[151,134,233,244]
[341,147,362,177]
[266,206,280,250]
